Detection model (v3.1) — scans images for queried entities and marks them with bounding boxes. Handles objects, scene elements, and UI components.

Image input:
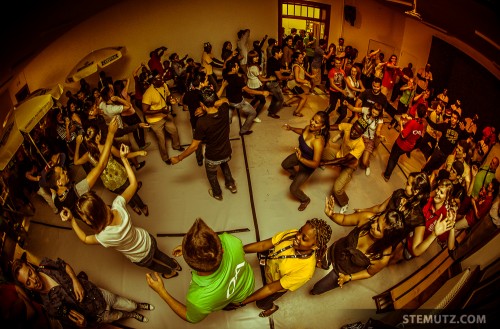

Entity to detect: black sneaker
[268,113,280,119]
[137,303,155,311]
[130,312,148,322]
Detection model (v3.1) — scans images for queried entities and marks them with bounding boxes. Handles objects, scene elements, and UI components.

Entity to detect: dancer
[171,86,237,201]
[73,125,149,216]
[310,196,406,295]
[229,219,332,317]
[382,104,426,181]
[286,52,315,117]
[146,218,254,323]
[61,144,181,279]
[281,111,330,211]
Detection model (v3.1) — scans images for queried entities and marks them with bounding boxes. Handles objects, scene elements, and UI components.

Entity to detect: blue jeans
[229,100,257,133]
[135,235,177,274]
[281,153,315,202]
[205,158,235,197]
[266,81,284,115]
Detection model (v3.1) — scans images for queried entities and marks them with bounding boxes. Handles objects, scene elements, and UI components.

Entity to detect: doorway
[278,0,331,44]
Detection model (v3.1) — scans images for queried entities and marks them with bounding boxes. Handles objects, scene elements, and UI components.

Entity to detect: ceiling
[1,0,498,87]
[374,0,500,66]
[0,0,124,88]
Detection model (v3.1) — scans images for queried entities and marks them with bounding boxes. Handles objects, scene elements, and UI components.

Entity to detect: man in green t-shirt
[146,218,254,323]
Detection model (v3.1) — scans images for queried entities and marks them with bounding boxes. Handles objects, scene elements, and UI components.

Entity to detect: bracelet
[349,274,352,281]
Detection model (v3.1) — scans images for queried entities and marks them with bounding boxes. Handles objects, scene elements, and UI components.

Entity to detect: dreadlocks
[306,218,332,261]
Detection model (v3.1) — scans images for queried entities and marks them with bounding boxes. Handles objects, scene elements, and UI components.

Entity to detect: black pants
[384,141,407,179]
[122,113,146,148]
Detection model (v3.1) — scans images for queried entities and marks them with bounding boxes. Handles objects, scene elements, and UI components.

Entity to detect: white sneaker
[339,205,349,214]
[253,117,262,123]
[365,167,371,176]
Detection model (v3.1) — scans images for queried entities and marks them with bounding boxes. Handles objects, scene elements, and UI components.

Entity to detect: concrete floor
[22,91,440,329]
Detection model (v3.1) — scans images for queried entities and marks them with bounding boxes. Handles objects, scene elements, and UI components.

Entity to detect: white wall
[8,0,279,100]
[343,0,406,62]
[5,0,499,105]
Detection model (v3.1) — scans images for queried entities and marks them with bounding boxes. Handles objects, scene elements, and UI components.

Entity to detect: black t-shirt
[387,188,426,236]
[267,57,281,79]
[183,89,203,128]
[225,74,245,103]
[194,103,231,161]
[426,121,469,156]
[358,89,388,109]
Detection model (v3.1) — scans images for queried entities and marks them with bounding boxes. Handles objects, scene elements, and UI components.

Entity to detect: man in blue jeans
[265,45,290,118]
[171,87,237,200]
[221,60,269,135]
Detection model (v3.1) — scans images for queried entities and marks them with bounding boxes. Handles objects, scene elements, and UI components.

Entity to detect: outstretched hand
[325,195,335,218]
[337,273,350,288]
[60,207,73,222]
[146,272,165,294]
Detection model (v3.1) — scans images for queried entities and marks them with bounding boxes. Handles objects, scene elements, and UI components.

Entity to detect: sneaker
[208,189,223,201]
[225,184,237,193]
[239,130,253,136]
[130,312,148,323]
[135,161,146,171]
[339,204,349,214]
[137,303,155,311]
[267,113,280,119]
[253,117,262,123]
[365,167,371,176]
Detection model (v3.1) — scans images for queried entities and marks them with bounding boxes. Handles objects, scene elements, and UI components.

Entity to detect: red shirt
[381,64,403,89]
[408,97,428,118]
[396,118,424,152]
[328,67,345,92]
[407,197,449,256]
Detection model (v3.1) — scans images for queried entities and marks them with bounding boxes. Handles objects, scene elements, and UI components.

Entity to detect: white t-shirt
[247,65,262,89]
[99,102,124,128]
[95,196,151,263]
[361,107,383,139]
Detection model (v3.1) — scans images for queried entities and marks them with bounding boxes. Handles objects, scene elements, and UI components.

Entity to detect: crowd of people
[1,26,499,327]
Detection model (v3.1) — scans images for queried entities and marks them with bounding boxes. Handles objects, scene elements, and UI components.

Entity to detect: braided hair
[306,218,332,261]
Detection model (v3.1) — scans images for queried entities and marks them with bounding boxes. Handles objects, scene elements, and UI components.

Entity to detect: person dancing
[281,111,330,211]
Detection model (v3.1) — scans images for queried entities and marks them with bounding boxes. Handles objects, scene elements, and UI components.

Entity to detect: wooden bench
[373,230,467,313]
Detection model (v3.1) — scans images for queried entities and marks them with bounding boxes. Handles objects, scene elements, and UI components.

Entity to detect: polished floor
[23,90,440,329]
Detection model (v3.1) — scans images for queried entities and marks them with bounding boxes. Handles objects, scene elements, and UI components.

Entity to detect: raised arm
[355,195,391,213]
[324,195,373,226]
[85,117,118,189]
[118,144,137,203]
[73,135,90,166]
